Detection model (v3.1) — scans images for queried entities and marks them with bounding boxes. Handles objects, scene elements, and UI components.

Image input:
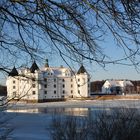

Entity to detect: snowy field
[1,99,140,140]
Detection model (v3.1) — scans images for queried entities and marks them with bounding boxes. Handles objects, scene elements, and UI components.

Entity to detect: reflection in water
[6,108,89,116]
[6,107,112,117]
[6,108,40,113]
[42,108,89,116]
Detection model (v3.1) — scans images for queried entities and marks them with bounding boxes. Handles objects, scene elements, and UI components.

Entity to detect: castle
[6,60,90,102]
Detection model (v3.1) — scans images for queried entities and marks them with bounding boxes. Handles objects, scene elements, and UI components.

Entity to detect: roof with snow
[42,66,72,77]
[103,80,133,88]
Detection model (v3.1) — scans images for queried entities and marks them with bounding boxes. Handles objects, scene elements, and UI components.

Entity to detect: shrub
[50,108,140,140]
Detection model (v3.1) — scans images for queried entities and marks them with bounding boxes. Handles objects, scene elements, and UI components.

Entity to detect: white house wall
[73,74,89,98]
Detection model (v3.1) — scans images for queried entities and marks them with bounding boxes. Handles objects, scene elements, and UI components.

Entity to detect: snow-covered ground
[1,99,140,140]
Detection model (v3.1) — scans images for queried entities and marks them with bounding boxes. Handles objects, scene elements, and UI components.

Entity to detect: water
[2,100,140,140]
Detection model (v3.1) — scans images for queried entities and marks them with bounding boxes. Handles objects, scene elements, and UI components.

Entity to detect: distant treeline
[0,85,7,96]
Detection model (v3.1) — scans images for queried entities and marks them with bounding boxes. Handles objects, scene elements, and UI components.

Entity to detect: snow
[1,100,140,140]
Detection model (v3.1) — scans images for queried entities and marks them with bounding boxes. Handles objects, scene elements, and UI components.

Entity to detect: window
[32,91,36,95]
[71,90,73,94]
[62,79,65,82]
[54,84,56,88]
[88,78,90,82]
[32,84,36,88]
[13,86,16,89]
[32,78,35,81]
[44,78,47,82]
[78,84,80,87]
[71,84,73,88]
[44,91,47,94]
[13,80,15,84]
[78,79,80,82]
[78,90,80,94]
[63,90,65,94]
[54,90,56,94]
[54,79,56,82]
[62,84,65,88]
[71,79,73,82]
[44,84,47,88]
[13,92,16,96]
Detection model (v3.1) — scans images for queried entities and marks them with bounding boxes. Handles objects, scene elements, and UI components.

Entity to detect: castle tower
[74,65,90,97]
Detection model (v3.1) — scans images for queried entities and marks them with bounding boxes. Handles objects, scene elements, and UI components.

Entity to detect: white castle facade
[6,61,90,102]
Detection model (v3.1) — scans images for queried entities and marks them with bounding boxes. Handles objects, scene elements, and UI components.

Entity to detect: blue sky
[0,6,140,85]
[0,34,140,86]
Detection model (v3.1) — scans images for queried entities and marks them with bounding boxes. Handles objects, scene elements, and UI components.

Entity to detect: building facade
[6,61,90,102]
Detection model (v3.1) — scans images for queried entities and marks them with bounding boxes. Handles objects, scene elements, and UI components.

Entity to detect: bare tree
[50,115,89,140]
[0,0,140,74]
[50,108,140,140]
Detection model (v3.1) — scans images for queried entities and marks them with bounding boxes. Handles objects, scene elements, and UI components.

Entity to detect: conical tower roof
[9,66,18,76]
[77,65,87,74]
[30,61,39,73]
